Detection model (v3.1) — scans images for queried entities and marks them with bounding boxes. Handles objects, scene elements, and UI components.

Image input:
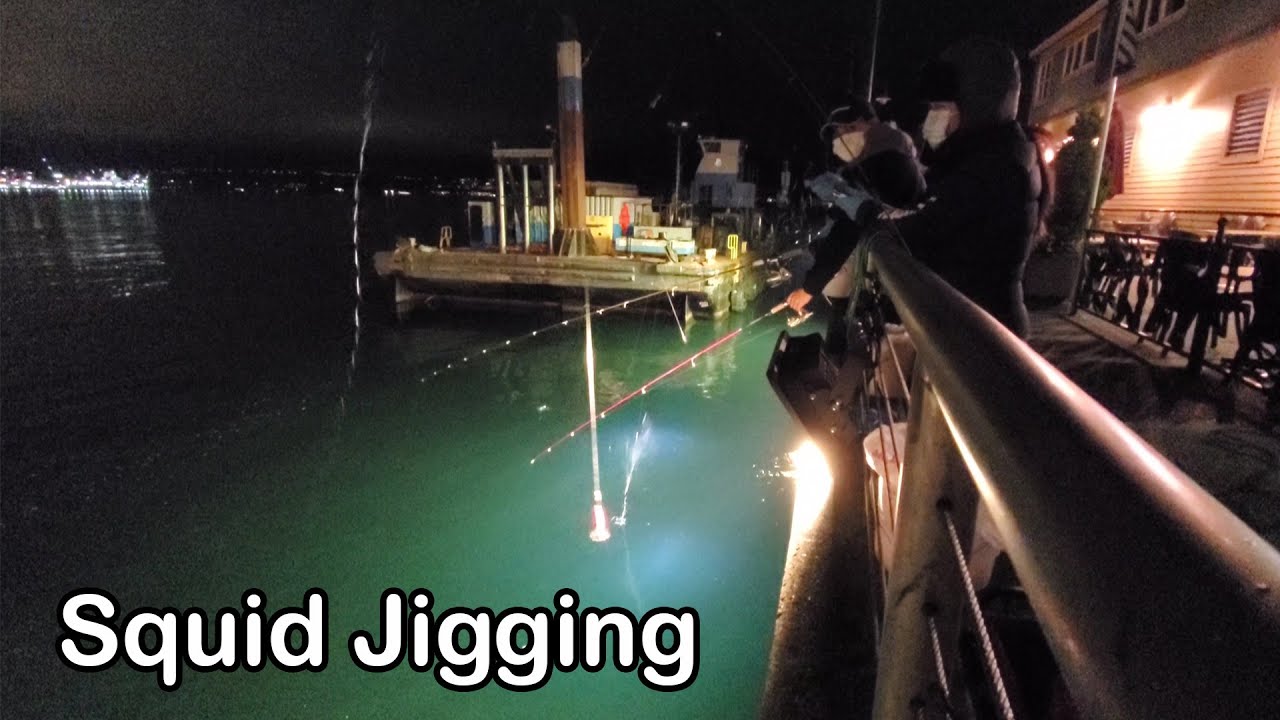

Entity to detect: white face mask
[922,104,959,149]
[832,130,866,163]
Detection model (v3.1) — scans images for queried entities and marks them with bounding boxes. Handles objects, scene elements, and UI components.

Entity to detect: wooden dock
[372,246,765,319]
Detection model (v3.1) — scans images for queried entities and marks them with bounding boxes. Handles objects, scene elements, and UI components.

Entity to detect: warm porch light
[1137,98,1228,172]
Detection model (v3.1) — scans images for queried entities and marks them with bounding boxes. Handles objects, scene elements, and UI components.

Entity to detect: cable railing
[859,233,1280,720]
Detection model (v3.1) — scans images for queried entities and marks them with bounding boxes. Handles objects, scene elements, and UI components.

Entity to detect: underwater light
[590,502,612,543]
[784,441,834,559]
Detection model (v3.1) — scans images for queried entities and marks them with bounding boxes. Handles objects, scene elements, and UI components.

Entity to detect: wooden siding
[1040,28,1280,221]
[1105,29,1280,216]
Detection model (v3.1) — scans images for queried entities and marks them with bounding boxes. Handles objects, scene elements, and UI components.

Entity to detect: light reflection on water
[1,191,800,719]
[2,192,166,300]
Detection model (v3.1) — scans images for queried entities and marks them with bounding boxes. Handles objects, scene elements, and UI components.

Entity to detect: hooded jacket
[891,121,1041,338]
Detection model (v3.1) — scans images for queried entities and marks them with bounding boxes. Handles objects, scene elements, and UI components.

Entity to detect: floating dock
[372,21,773,321]
[373,246,764,319]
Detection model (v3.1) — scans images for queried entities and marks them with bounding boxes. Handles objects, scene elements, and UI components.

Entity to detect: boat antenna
[866,0,883,102]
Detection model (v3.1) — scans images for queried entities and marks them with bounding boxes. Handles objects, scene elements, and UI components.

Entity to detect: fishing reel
[763,257,793,288]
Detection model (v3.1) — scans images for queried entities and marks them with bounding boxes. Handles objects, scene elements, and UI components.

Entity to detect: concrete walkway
[1028,311,1280,549]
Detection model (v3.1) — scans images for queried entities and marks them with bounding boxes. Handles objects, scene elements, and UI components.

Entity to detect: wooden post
[557,18,588,254]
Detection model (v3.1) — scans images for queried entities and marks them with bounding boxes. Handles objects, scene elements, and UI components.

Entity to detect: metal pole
[496,161,507,254]
[1085,76,1118,229]
[522,163,532,252]
[1067,76,1118,312]
[867,234,1280,720]
[548,160,556,252]
[866,0,883,102]
[672,128,683,224]
[870,373,978,719]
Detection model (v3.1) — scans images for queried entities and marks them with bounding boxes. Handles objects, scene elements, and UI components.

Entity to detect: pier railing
[862,234,1280,720]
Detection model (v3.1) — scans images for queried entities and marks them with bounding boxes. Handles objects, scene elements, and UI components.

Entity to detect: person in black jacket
[892,38,1042,338]
[790,39,1043,340]
[785,102,925,338]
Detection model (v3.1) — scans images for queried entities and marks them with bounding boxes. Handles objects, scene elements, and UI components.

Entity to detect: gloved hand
[805,172,876,223]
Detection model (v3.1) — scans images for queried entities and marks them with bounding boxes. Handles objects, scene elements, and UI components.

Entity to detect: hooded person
[889,38,1044,338]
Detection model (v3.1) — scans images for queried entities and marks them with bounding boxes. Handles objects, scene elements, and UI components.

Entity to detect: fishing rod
[702,0,919,258]
[420,252,798,379]
[530,300,804,465]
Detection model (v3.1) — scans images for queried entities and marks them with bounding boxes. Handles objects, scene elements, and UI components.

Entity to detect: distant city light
[0,167,149,193]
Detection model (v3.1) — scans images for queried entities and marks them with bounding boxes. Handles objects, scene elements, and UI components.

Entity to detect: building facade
[1029,0,1280,231]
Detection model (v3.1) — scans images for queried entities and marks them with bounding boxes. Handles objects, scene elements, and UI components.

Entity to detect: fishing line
[419,258,786,380]
[706,0,828,121]
[665,291,689,344]
[531,302,792,465]
[614,411,654,527]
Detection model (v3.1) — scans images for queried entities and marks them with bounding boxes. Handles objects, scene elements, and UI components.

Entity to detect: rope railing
[861,233,1280,720]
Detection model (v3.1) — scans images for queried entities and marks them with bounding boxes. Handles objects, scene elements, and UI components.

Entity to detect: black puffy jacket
[891,121,1041,338]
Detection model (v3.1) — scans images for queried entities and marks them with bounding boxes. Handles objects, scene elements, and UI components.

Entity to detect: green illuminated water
[1,192,802,718]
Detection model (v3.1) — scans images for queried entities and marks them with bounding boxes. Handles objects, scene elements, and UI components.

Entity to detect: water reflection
[0,192,166,301]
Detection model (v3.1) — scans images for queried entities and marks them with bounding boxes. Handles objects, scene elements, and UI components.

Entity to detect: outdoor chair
[1221,248,1280,416]
[1142,231,1227,355]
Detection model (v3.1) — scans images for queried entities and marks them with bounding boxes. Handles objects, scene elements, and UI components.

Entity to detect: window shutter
[1226,89,1270,157]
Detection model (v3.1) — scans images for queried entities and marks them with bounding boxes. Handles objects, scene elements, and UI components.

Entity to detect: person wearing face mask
[884,38,1045,338]
[785,100,925,352]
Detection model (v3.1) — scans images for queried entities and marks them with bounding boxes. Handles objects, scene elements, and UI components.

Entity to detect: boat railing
[861,233,1280,720]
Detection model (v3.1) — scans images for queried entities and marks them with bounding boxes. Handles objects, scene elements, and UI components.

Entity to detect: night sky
[2,0,1092,186]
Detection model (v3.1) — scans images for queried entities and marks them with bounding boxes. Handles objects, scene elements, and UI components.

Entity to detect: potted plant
[1025,106,1112,309]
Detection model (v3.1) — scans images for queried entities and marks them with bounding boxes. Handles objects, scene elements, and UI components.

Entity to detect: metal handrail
[865,234,1280,720]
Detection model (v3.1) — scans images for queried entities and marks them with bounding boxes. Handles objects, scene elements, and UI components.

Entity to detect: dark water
[1,191,803,718]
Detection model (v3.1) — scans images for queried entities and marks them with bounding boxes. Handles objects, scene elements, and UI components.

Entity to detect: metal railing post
[496,162,507,254]
[865,234,1280,720]
[872,370,979,720]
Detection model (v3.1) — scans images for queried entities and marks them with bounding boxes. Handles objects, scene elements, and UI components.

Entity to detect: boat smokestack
[556,16,591,254]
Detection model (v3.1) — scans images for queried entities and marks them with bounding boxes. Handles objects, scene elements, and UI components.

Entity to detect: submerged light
[590,501,611,543]
[784,441,834,559]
